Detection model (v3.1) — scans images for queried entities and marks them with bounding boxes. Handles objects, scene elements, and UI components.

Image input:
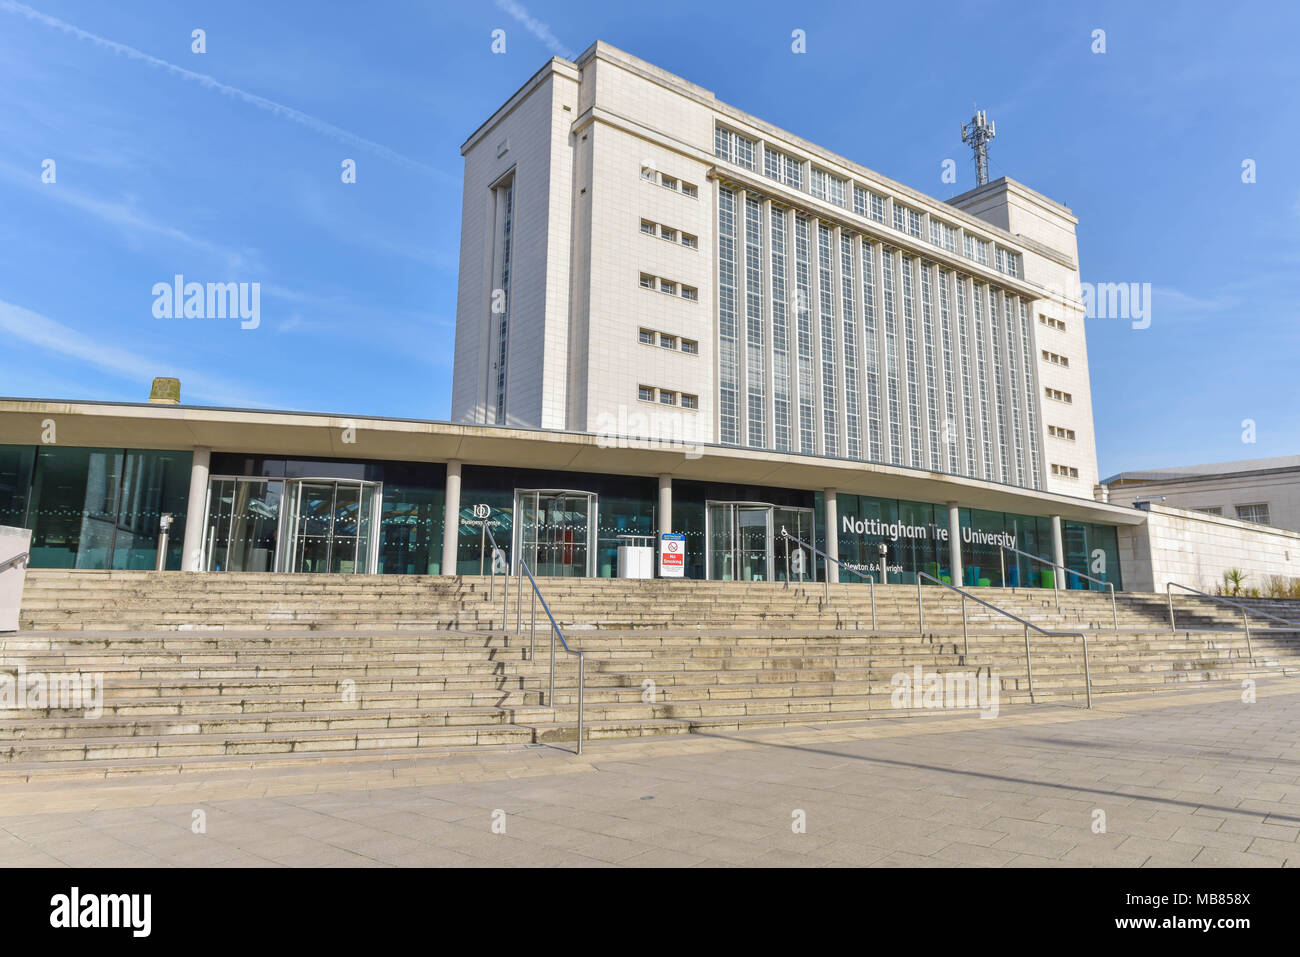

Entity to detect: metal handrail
[483,521,509,627]
[779,529,876,631]
[916,571,1092,708]
[998,544,1118,631]
[478,518,585,754]
[1166,582,1300,665]
[0,551,28,574]
[517,557,585,755]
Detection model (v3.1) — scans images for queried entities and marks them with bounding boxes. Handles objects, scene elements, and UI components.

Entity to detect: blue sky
[1,0,1297,477]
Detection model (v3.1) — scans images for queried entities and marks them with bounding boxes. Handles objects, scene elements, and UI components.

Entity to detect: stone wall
[1119,502,1300,593]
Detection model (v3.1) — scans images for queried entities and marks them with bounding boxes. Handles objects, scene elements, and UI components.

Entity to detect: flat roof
[1102,454,1300,486]
[0,397,1144,526]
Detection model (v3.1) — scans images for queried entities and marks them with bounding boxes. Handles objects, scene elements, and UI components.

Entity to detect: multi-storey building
[452,41,1099,497]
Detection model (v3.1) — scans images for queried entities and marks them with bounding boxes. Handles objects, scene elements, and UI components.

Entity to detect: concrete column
[180,448,210,572]
[657,474,672,537]
[441,461,462,576]
[1051,514,1065,590]
[947,503,962,587]
[824,488,839,583]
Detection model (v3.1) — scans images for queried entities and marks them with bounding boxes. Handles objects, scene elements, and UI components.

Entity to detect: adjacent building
[1103,455,1300,532]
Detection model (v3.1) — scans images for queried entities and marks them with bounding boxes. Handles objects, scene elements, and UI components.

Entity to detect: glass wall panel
[961,509,1007,586]
[0,445,35,529]
[1063,521,1122,590]
[112,450,192,569]
[379,484,443,575]
[20,446,189,570]
[597,494,655,578]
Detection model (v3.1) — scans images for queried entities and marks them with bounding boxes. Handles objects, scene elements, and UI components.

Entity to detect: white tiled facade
[452,42,1099,495]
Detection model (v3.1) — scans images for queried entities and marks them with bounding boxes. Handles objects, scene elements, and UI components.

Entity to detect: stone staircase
[2,570,1298,780]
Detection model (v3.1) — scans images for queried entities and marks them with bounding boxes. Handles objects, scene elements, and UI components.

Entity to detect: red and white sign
[659,533,685,578]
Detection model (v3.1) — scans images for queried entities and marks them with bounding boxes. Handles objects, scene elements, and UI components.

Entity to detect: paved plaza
[1,679,1297,868]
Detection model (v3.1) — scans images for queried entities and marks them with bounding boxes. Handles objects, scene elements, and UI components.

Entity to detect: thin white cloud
[0,298,272,407]
[1,0,447,179]
[0,159,250,266]
[495,0,575,59]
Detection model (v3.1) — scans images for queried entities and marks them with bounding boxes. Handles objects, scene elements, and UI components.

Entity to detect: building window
[1051,464,1079,479]
[681,338,698,354]
[714,126,756,170]
[660,226,678,243]
[638,328,654,345]
[639,273,655,289]
[681,285,698,301]
[1039,314,1066,332]
[964,234,990,266]
[810,168,847,208]
[1047,425,1076,441]
[1042,350,1069,367]
[659,333,676,349]
[681,393,698,410]
[1045,387,1072,404]
[640,219,655,235]
[681,182,698,198]
[638,385,654,402]
[1194,506,1223,516]
[661,175,678,191]
[641,166,655,181]
[660,279,677,295]
[994,246,1022,277]
[1236,503,1271,525]
[682,233,698,249]
[764,146,803,189]
[931,220,960,250]
[659,389,677,405]
[891,203,922,239]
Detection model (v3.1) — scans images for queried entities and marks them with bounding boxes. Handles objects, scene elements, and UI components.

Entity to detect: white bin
[616,535,655,579]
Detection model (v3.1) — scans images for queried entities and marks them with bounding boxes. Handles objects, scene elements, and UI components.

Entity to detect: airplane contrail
[1,0,446,178]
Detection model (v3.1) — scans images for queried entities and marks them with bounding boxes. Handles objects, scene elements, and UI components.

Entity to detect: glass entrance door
[203,477,381,574]
[773,507,816,581]
[706,502,816,581]
[203,478,282,572]
[513,490,596,577]
[286,479,381,574]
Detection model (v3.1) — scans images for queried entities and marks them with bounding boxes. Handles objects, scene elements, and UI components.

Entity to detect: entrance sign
[659,533,685,578]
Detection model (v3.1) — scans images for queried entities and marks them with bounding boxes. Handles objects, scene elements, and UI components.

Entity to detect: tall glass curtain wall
[0,445,191,569]
[715,184,1044,492]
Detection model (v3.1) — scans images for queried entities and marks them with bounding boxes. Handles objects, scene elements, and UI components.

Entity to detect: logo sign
[659,532,685,578]
[472,503,490,520]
